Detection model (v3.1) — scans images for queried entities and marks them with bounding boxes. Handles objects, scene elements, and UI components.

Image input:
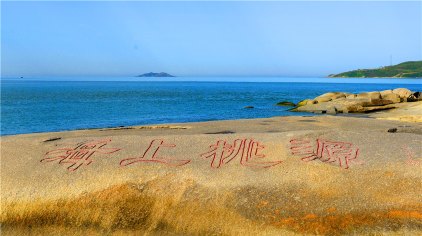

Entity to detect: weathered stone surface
[380,90,393,98]
[314,92,346,103]
[392,88,412,99]
[332,92,347,99]
[314,92,336,98]
[363,99,394,107]
[360,104,397,112]
[344,104,365,113]
[297,99,312,107]
[314,96,331,103]
[326,106,338,114]
[382,93,401,103]
[356,92,381,100]
[368,91,382,100]
[293,101,398,114]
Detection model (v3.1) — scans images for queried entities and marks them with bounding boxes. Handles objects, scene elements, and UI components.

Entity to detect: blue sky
[2,1,421,77]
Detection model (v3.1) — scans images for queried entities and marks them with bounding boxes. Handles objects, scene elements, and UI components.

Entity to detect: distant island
[329,61,422,78]
[137,72,175,77]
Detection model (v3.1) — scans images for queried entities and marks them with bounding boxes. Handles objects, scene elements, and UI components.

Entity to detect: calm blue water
[1,78,421,135]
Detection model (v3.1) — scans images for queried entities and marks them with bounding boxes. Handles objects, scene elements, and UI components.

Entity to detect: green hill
[329,61,422,78]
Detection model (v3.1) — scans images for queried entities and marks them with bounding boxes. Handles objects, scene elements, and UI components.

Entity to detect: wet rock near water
[276,101,296,106]
[292,88,421,114]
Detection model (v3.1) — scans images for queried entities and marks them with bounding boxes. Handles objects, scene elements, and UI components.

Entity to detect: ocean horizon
[2,76,422,83]
[1,77,421,136]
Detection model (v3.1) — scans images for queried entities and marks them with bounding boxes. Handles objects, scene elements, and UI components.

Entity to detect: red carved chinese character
[41,139,121,171]
[201,138,282,168]
[120,139,190,167]
[290,138,360,169]
[290,139,316,161]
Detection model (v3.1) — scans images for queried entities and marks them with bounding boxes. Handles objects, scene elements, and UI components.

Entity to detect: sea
[1,77,421,136]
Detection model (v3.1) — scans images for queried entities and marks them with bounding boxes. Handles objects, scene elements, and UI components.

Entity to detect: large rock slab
[1,116,422,235]
[314,92,346,103]
[356,91,381,100]
[382,93,401,103]
[393,88,412,99]
[380,89,393,97]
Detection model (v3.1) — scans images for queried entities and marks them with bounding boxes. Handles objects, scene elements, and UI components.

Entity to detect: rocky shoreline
[291,88,421,114]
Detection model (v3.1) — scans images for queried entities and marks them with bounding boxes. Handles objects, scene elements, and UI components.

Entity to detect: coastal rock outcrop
[408,92,421,102]
[297,99,313,107]
[292,88,421,114]
[313,92,347,103]
[392,88,412,99]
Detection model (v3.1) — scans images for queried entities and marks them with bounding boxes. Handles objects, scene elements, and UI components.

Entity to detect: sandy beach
[1,102,421,235]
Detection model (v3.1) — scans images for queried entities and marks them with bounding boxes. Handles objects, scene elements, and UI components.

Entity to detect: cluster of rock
[292,88,421,114]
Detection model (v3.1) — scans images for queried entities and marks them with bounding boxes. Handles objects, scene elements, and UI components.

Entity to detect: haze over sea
[1,77,421,136]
